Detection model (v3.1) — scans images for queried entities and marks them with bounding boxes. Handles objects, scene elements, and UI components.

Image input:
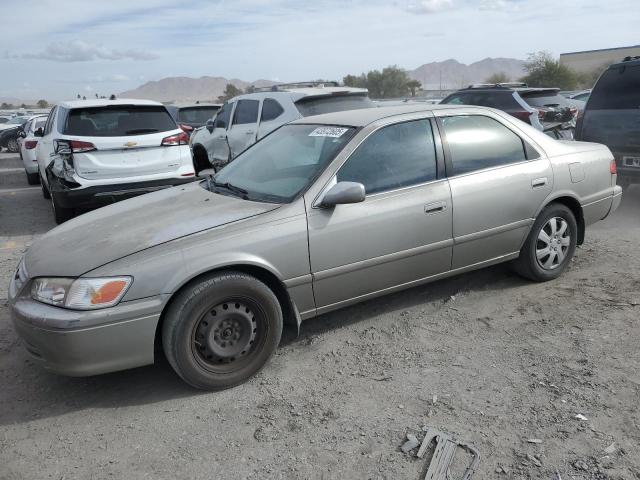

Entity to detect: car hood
[24,182,280,278]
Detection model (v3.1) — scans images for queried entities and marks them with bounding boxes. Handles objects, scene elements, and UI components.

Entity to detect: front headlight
[31,276,132,310]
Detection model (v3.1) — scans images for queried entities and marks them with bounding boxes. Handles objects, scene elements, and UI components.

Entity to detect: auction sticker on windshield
[309,127,349,138]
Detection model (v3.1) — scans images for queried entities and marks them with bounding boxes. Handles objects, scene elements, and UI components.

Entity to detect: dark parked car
[575,56,640,189]
[166,104,222,134]
[0,116,29,153]
[441,84,578,138]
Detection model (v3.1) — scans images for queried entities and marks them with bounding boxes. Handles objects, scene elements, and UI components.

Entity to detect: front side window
[261,98,284,122]
[63,105,176,137]
[337,119,437,195]
[214,102,233,129]
[178,106,220,124]
[587,65,640,110]
[233,99,259,125]
[213,124,355,203]
[441,115,527,176]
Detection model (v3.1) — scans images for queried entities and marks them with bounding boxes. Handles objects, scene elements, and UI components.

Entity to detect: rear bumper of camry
[9,274,167,376]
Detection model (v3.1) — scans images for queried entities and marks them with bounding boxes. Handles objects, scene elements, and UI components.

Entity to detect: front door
[436,113,553,269]
[210,101,234,166]
[307,118,453,312]
[227,99,259,159]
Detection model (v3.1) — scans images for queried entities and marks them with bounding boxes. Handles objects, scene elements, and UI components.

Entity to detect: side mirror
[34,127,44,137]
[197,168,216,178]
[320,181,366,208]
[18,130,26,138]
[206,119,215,133]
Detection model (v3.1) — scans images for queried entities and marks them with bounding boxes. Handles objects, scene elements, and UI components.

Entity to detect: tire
[51,191,74,224]
[26,171,39,185]
[514,203,577,282]
[7,138,19,153]
[162,271,283,390]
[40,174,51,199]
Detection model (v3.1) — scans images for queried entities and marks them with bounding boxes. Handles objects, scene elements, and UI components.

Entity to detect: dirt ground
[1,151,639,480]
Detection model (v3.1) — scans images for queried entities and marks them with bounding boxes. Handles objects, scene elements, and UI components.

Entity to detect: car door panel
[308,181,453,310]
[210,102,234,165]
[228,99,259,158]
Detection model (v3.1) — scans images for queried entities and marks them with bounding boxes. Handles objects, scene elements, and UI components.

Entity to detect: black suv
[441,83,578,137]
[575,57,640,189]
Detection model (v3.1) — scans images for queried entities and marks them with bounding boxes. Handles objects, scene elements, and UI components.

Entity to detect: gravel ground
[1,151,639,480]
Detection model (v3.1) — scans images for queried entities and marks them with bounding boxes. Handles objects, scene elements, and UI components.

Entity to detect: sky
[1,0,638,102]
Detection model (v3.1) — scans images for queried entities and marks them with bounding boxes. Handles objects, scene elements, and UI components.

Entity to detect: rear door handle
[245,130,255,135]
[425,201,447,214]
[532,177,548,188]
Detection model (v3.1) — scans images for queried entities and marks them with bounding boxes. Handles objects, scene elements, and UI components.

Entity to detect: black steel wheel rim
[191,297,267,373]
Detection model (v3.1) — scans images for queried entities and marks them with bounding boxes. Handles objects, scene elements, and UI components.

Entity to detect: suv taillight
[24,140,38,149]
[161,131,189,146]
[610,159,617,175]
[69,140,96,153]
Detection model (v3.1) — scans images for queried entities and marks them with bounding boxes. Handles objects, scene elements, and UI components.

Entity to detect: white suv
[35,99,195,223]
[189,82,372,171]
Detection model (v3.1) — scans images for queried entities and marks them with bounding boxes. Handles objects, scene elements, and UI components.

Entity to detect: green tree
[485,72,510,84]
[343,66,415,98]
[1,102,14,109]
[521,51,578,90]
[36,99,49,109]
[406,79,422,96]
[343,74,367,89]
[218,83,243,102]
[575,63,609,89]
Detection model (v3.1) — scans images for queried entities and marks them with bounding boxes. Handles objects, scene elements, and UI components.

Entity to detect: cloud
[23,39,158,62]
[479,0,521,10]
[406,0,454,14]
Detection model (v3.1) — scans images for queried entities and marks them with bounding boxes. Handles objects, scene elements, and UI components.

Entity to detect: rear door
[61,104,187,180]
[227,99,260,158]
[576,63,640,177]
[436,112,553,269]
[36,106,57,183]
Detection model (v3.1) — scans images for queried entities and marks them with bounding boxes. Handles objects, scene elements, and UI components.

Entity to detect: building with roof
[560,45,640,74]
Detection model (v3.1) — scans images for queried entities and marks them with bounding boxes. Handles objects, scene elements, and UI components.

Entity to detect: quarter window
[233,99,259,125]
[261,98,284,122]
[214,102,233,129]
[44,107,57,135]
[441,115,527,175]
[337,119,438,195]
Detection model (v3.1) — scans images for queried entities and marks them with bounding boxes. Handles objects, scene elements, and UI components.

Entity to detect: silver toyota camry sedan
[9,105,622,390]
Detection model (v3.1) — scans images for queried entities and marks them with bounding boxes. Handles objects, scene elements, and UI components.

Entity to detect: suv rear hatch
[61,104,187,180]
[576,63,640,175]
[295,92,374,117]
[518,89,577,124]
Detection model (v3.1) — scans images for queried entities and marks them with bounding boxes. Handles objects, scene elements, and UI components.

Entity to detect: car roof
[609,56,640,68]
[172,103,222,108]
[57,98,165,109]
[229,87,368,103]
[292,104,479,127]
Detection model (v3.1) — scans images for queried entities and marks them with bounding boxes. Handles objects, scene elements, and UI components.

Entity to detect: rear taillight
[610,159,617,175]
[537,109,546,120]
[511,111,532,123]
[24,140,38,149]
[569,107,578,117]
[179,124,193,133]
[161,131,189,146]
[69,140,96,153]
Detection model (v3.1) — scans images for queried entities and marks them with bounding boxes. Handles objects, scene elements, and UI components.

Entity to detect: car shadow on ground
[0,262,530,428]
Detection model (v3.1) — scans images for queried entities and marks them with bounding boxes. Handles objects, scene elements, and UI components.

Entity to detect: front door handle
[425,201,447,215]
[245,130,255,135]
[532,177,548,188]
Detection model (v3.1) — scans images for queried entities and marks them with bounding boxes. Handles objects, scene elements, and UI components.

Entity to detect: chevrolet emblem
[124,141,137,148]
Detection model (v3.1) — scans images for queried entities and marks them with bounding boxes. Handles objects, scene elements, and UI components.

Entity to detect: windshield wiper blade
[125,128,158,134]
[212,180,249,197]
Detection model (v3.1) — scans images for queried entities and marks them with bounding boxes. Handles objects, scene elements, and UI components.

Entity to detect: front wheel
[514,203,577,282]
[162,271,283,390]
[7,138,19,153]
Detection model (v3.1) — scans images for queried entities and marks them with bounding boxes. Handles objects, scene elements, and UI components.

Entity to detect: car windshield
[8,117,27,124]
[211,124,356,203]
[521,92,572,108]
[178,107,220,124]
[63,105,177,136]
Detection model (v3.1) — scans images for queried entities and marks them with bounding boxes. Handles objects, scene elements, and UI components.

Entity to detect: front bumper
[9,276,166,376]
[48,175,197,210]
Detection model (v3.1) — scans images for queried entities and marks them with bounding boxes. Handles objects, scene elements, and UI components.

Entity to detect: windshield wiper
[212,179,249,198]
[125,128,158,134]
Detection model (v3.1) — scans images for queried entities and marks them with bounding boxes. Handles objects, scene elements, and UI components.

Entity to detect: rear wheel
[514,203,577,282]
[7,138,19,153]
[25,171,39,185]
[40,174,51,199]
[51,192,74,224]
[162,271,283,390]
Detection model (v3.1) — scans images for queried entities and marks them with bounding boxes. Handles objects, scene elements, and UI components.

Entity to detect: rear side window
[337,119,437,195]
[295,94,374,117]
[442,92,520,110]
[587,65,640,110]
[178,106,220,124]
[233,100,259,125]
[261,98,284,122]
[441,115,527,176]
[63,105,176,137]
